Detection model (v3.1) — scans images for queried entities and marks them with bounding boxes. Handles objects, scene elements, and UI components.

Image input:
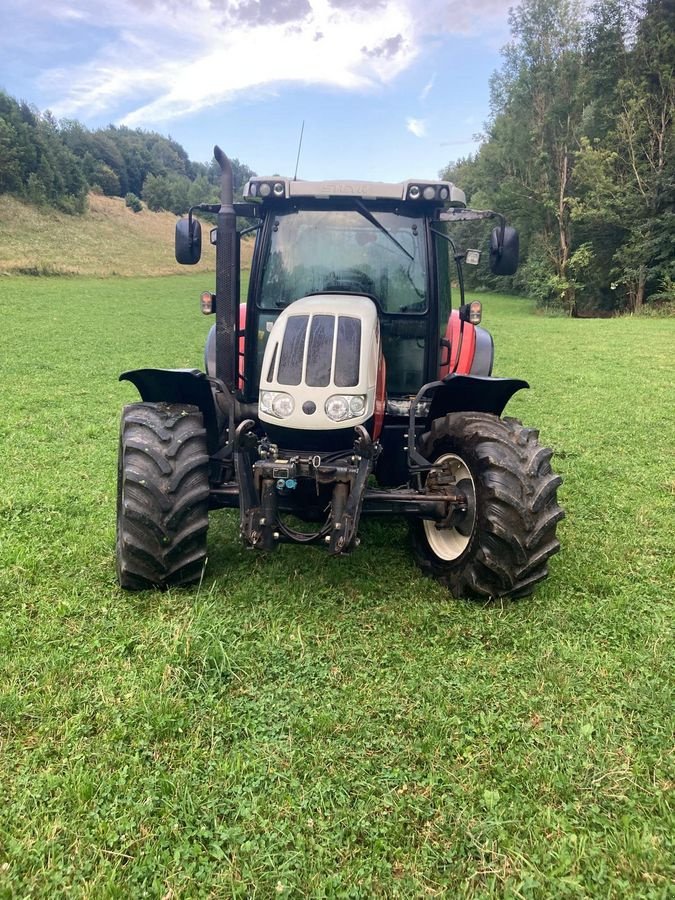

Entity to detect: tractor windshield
[258,209,428,314]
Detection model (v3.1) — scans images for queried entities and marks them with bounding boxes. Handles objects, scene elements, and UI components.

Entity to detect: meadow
[0,274,673,897]
[0,194,252,278]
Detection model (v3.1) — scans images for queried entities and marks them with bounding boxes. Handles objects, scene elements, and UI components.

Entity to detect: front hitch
[234,424,379,554]
[234,419,277,551]
[327,426,378,555]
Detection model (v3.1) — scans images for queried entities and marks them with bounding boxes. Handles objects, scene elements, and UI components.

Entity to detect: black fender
[205,324,216,377]
[427,373,528,421]
[470,326,494,377]
[119,368,222,452]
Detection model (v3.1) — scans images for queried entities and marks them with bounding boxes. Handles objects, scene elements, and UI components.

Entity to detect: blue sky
[0,0,512,182]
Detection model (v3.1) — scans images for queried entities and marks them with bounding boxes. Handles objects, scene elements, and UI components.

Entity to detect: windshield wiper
[354,201,414,262]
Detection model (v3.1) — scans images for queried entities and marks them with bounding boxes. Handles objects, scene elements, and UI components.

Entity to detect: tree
[439,0,673,313]
[613,0,675,309]
[0,89,256,219]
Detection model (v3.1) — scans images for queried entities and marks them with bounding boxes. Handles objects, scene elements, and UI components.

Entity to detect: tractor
[116,146,564,598]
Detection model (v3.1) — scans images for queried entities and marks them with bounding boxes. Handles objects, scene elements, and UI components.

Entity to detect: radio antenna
[293,120,305,181]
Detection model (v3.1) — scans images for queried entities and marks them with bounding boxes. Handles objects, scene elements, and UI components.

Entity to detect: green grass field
[0,275,673,897]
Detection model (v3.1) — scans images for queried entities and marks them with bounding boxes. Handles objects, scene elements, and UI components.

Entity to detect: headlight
[271,393,294,418]
[260,391,273,413]
[325,395,350,422]
[325,394,368,422]
[349,395,366,416]
[260,391,294,418]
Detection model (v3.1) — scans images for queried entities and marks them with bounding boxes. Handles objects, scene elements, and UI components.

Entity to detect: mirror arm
[186,205,219,253]
[190,204,221,215]
[430,225,458,254]
[438,208,504,225]
[431,226,466,303]
[238,222,262,238]
[438,208,510,259]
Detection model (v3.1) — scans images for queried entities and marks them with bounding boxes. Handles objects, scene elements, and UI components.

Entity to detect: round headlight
[260,391,273,413]
[409,185,420,199]
[423,185,436,200]
[259,183,272,197]
[272,393,294,418]
[439,187,449,201]
[273,182,284,197]
[249,183,258,197]
[349,395,366,416]
[325,395,350,422]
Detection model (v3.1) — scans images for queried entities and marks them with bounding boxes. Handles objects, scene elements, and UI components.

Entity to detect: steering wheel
[323,268,376,295]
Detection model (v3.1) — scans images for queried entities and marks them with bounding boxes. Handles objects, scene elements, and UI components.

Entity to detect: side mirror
[489,225,519,276]
[175,217,202,265]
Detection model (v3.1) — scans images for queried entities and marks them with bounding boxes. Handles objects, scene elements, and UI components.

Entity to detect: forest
[0,94,254,218]
[443,0,674,314]
[0,0,672,314]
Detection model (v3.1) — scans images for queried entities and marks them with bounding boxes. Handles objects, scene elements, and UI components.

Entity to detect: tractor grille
[276,314,361,387]
[277,315,308,385]
[335,316,361,387]
[306,315,334,386]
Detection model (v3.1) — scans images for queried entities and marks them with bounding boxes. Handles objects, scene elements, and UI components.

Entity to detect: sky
[0,0,513,182]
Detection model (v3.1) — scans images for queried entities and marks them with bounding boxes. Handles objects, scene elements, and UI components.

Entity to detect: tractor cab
[242,179,456,403]
[230,175,469,454]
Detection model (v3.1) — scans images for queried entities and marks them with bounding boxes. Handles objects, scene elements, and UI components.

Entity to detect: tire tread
[116,402,209,590]
[411,412,564,600]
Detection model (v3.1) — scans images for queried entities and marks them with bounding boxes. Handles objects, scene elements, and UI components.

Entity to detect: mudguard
[427,373,529,421]
[470,326,494,377]
[440,313,494,378]
[119,368,222,452]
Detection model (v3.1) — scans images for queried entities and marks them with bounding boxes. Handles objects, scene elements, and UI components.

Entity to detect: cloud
[406,117,426,138]
[361,34,403,60]
[223,0,312,26]
[419,74,435,101]
[424,0,511,35]
[28,0,509,126]
[327,0,387,9]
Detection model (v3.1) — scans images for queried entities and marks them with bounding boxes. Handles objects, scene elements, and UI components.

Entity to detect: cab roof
[243,176,466,208]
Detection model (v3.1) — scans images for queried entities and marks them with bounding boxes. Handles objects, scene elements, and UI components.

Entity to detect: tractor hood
[258,295,380,431]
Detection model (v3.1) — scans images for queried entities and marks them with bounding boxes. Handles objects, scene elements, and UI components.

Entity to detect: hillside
[0,194,253,278]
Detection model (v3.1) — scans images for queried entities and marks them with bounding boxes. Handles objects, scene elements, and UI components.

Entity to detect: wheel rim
[422,453,477,561]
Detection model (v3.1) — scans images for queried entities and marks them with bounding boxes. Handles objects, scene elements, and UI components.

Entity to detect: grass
[0,275,673,897]
[0,194,254,278]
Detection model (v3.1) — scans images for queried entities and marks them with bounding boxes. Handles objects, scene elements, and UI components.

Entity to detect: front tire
[116,402,210,590]
[411,412,564,599]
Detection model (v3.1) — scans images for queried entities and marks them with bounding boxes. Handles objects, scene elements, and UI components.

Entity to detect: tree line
[442,0,674,313]
[0,91,255,217]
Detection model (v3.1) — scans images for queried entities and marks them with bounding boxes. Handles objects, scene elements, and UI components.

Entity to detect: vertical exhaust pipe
[214,145,239,395]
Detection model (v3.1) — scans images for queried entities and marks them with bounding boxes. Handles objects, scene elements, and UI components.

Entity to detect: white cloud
[32,0,509,125]
[419,74,435,101]
[406,117,427,138]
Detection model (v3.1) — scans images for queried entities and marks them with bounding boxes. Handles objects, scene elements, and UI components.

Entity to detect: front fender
[119,368,222,452]
[427,373,529,421]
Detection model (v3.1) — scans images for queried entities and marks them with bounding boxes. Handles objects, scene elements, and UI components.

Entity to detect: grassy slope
[0,276,673,897]
[0,194,253,278]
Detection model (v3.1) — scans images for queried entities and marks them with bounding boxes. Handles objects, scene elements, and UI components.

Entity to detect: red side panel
[373,351,386,440]
[238,303,246,390]
[439,310,477,378]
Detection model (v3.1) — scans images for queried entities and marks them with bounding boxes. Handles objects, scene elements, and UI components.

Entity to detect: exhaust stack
[214,145,239,394]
